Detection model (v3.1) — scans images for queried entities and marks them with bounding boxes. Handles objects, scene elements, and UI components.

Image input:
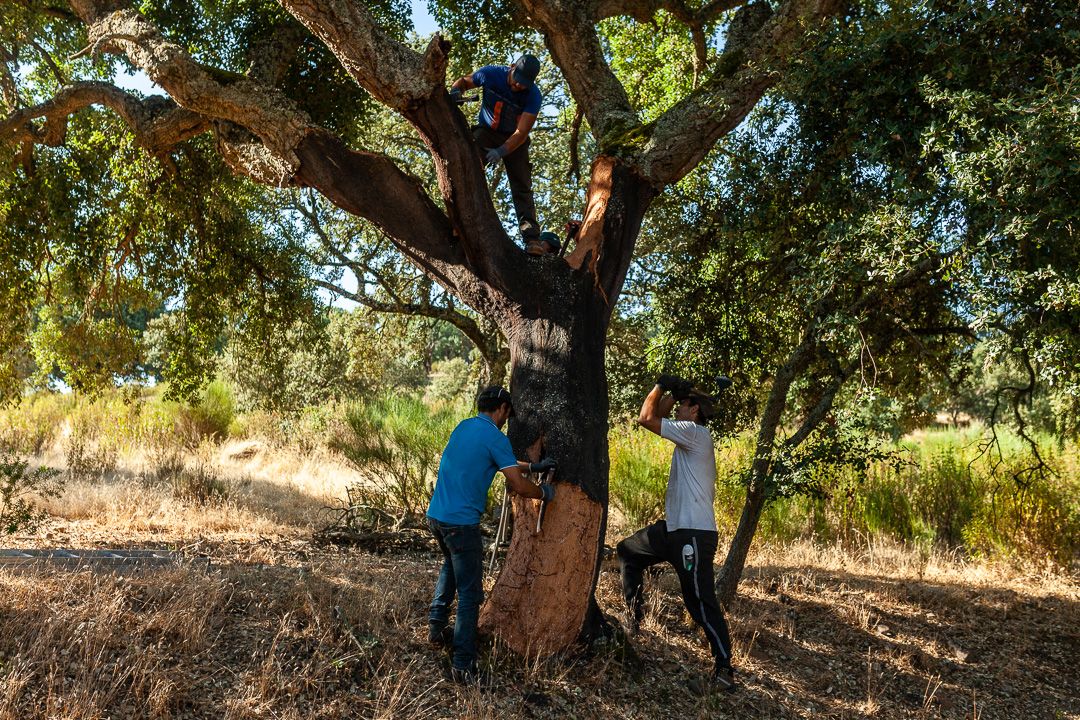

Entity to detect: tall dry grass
[609,423,1080,568]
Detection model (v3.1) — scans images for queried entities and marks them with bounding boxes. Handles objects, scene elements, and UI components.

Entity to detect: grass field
[1,429,1077,719]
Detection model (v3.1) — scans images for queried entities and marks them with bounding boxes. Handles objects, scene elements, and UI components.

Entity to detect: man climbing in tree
[617,375,737,695]
[449,55,554,255]
[426,385,556,685]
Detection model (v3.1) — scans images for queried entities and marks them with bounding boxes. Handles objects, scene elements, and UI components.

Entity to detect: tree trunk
[479,157,655,656]
[715,335,813,605]
[478,293,611,656]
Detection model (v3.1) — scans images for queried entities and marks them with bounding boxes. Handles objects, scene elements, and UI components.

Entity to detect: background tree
[641,0,1079,601]
[7,0,1072,656]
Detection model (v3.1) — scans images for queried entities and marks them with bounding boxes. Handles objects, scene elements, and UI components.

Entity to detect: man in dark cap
[426,384,556,684]
[449,55,548,254]
[616,375,737,695]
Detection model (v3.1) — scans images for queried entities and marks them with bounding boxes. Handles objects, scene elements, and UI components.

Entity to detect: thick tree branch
[0,52,19,112]
[246,20,308,86]
[52,0,518,315]
[520,0,636,142]
[274,2,531,297]
[294,189,508,378]
[0,81,207,152]
[639,0,841,186]
[595,0,743,23]
[69,0,311,181]
[277,0,446,110]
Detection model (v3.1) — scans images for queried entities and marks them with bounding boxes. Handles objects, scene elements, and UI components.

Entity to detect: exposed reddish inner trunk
[477,156,655,656]
[479,484,604,655]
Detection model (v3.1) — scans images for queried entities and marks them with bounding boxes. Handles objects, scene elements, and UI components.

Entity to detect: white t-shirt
[660,418,718,532]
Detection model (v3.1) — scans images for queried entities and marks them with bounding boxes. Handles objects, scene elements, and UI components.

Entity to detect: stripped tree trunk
[479,157,656,653]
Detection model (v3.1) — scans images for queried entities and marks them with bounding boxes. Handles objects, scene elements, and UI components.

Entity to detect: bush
[609,426,671,528]
[174,380,236,446]
[170,463,231,505]
[0,392,75,454]
[63,404,119,483]
[1,453,64,534]
[332,395,460,520]
[608,419,1080,565]
[424,358,478,408]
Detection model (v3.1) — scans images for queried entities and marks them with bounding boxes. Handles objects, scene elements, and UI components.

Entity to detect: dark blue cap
[478,385,515,416]
[539,231,561,252]
[511,54,540,87]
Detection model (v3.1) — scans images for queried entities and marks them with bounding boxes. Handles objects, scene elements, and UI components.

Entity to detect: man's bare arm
[638,384,674,436]
[502,465,543,499]
[501,111,537,154]
[451,75,477,91]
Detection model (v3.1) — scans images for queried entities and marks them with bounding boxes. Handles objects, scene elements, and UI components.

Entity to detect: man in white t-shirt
[616,375,736,694]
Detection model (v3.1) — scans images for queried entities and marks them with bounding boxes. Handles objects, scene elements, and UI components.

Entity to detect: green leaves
[0,452,63,535]
[639,0,1080,489]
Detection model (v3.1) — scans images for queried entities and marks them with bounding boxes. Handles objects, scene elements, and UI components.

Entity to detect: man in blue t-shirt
[449,54,552,255]
[426,385,556,684]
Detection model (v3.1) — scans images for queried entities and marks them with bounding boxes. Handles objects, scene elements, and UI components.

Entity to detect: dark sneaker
[710,666,737,695]
[428,623,451,648]
[687,667,737,697]
[450,666,492,688]
[525,239,547,256]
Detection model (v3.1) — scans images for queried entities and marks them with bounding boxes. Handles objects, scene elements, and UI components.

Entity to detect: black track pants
[617,520,733,668]
[472,126,539,241]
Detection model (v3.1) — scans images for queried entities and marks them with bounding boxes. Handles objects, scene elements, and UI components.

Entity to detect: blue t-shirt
[472,65,542,135]
[427,415,519,525]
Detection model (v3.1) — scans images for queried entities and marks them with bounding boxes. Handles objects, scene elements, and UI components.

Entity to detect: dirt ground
[1,521,1076,720]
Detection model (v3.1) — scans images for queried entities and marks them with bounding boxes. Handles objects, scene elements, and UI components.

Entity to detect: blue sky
[412,2,440,35]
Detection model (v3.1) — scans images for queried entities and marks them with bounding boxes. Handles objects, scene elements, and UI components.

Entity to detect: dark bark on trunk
[478,305,609,655]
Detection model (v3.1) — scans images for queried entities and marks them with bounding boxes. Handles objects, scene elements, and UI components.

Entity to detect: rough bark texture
[475,158,654,654]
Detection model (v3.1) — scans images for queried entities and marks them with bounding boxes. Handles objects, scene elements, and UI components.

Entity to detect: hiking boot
[450,666,493,688]
[687,666,737,697]
[428,623,452,648]
[710,666,738,695]
[525,239,547,256]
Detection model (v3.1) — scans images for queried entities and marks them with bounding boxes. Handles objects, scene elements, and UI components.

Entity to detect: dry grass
[22,440,364,546]
[1,442,1076,719]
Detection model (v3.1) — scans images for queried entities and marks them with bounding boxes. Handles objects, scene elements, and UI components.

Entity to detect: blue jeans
[427,517,484,671]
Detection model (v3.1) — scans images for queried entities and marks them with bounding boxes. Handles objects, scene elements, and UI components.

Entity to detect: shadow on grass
[716,564,1080,718]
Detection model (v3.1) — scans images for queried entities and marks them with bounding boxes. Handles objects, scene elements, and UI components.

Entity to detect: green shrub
[173,380,236,446]
[64,405,119,483]
[609,426,670,528]
[171,463,231,505]
[333,395,460,519]
[425,358,478,408]
[1,453,63,534]
[0,392,75,454]
[607,418,1079,565]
